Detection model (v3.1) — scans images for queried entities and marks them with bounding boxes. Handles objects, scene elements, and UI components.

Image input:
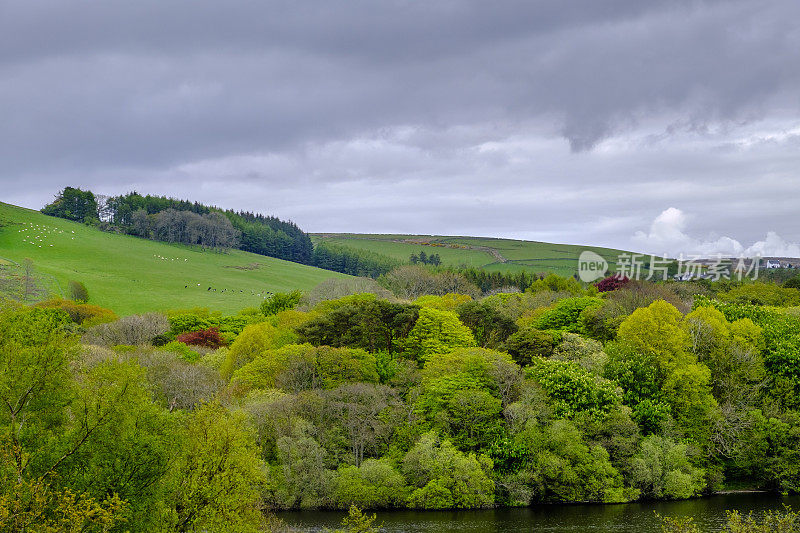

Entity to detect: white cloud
[745,232,800,258]
[632,207,800,258]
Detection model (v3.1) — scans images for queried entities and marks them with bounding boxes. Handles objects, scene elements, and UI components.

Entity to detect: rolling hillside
[312,233,633,277]
[0,202,350,315]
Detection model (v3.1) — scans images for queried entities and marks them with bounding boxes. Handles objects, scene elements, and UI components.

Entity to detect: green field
[0,203,350,315]
[312,233,633,277]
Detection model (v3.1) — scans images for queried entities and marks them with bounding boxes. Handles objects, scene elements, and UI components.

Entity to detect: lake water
[279,493,800,532]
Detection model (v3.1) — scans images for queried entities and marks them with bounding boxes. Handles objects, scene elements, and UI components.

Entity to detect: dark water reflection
[279,493,800,532]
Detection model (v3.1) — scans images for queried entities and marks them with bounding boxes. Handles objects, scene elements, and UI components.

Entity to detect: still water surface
[280,493,800,532]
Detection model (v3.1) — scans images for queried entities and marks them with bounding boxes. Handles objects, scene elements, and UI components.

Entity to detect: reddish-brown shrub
[595,275,630,293]
[177,327,226,349]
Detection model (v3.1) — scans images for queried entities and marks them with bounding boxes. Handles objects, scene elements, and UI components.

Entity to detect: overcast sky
[1,0,799,257]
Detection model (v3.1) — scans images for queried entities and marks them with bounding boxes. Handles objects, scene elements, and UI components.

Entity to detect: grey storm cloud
[1,0,799,254]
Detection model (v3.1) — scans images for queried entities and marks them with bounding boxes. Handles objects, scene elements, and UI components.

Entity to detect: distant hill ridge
[41,187,314,264]
[0,201,348,315]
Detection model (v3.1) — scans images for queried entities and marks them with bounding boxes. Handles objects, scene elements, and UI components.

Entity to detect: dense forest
[3,268,800,531]
[311,241,401,278]
[41,187,313,263]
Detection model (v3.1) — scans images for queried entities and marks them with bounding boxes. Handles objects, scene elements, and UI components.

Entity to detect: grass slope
[312,233,634,277]
[0,203,350,315]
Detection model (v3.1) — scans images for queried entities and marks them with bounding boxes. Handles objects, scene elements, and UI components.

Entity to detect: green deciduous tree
[298,299,419,355]
[402,432,494,509]
[233,344,379,393]
[261,290,302,316]
[404,307,476,364]
[614,301,718,443]
[498,419,629,505]
[161,402,267,531]
[526,358,621,421]
[503,328,561,366]
[330,459,408,509]
[628,435,705,500]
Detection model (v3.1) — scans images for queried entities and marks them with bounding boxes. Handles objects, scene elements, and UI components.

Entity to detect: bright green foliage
[233,344,379,392]
[661,363,717,441]
[526,358,621,420]
[534,297,603,332]
[603,342,671,434]
[402,432,494,509]
[527,274,584,295]
[266,308,312,330]
[614,301,718,441]
[404,307,476,363]
[416,348,519,452]
[500,419,629,504]
[57,359,174,530]
[683,306,765,404]
[311,293,380,314]
[617,300,690,367]
[0,308,172,531]
[629,435,705,500]
[735,410,800,493]
[222,322,298,377]
[0,308,76,475]
[0,306,72,345]
[161,402,267,532]
[261,290,303,316]
[331,459,408,509]
[160,340,201,362]
[419,348,520,414]
[0,467,128,533]
[169,311,257,344]
[719,282,800,307]
[694,297,800,407]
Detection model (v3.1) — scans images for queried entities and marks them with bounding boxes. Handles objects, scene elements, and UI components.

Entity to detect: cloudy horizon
[2,1,799,257]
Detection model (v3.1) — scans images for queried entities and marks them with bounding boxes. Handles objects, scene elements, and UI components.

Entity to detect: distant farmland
[312,233,632,277]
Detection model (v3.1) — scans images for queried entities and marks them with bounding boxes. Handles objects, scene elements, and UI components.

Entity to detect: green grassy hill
[0,203,350,315]
[312,233,633,277]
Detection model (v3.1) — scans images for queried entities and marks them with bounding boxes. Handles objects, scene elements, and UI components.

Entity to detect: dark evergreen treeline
[42,188,313,263]
[226,210,312,264]
[410,250,441,266]
[450,267,540,293]
[106,192,212,224]
[40,186,99,223]
[312,241,401,278]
